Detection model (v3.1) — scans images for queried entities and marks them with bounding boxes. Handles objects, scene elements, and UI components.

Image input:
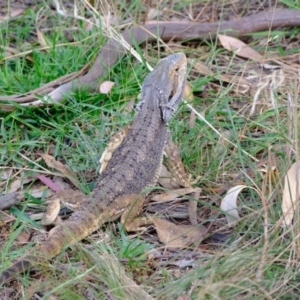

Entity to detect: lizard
[0,52,189,284]
[42,127,191,226]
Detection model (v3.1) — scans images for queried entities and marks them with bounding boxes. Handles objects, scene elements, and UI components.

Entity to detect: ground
[0,0,300,299]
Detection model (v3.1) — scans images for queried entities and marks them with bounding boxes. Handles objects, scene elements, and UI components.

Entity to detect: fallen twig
[0,9,299,111]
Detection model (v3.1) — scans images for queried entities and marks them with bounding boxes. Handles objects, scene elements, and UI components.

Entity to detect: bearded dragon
[0,52,188,284]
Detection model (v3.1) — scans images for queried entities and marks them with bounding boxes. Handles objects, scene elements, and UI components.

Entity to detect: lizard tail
[1,208,100,284]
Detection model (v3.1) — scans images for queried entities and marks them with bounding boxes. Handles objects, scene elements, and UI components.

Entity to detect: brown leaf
[177,296,189,300]
[158,165,181,189]
[124,98,135,113]
[146,8,161,20]
[151,187,201,202]
[99,81,115,94]
[153,218,206,248]
[0,212,15,226]
[40,153,80,189]
[0,169,11,180]
[281,161,300,226]
[25,279,43,300]
[189,59,250,94]
[218,34,263,62]
[37,29,47,47]
[184,82,194,102]
[188,190,201,226]
[190,59,213,76]
[30,188,53,199]
[53,175,72,190]
[0,8,25,22]
[37,175,61,192]
[8,176,34,193]
[16,230,31,244]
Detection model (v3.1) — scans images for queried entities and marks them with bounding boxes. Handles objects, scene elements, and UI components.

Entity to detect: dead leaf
[261,63,280,70]
[146,8,161,20]
[282,161,300,226]
[151,187,202,202]
[0,8,25,22]
[53,176,72,190]
[0,45,18,59]
[153,218,206,248]
[189,110,196,128]
[8,176,35,193]
[184,82,194,102]
[177,296,189,300]
[189,59,250,94]
[189,59,213,76]
[30,188,53,199]
[158,165,181,189]
[220,185,248,225]
[188,190,201,225]
[37,29,47,47]
[0,169,12,180]
[166,259,194,268]
[0,212,15,226]
[16,230,31,244]
[36,175,61,192]
[124,98,135,113]
[25,279,43,300]
[218,34,263,62]
[40,153,80,189]
[99,81,115,94]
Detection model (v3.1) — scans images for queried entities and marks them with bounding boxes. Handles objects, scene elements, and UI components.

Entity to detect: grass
[1,0,300,299]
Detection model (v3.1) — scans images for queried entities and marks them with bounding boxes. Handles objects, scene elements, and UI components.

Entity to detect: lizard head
[138,52,187,123]
[158,52,187,122]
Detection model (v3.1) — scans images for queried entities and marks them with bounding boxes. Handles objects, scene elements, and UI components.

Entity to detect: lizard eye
[174,66,179,72]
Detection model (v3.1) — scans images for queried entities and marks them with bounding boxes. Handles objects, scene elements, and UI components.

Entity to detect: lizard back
[93,108,168,205]
[92,52,187,208]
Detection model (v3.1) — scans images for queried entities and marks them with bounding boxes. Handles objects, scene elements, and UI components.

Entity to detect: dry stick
[0,9,299,110]
[256,169,269,281]
[0,63,91,105]
[0,192,23,210]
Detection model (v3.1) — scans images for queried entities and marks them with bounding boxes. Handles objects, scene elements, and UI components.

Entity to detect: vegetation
[1,0,300,299]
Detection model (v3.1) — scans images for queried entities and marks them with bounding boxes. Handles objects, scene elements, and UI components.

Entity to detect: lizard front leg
[164,138,192,187]
[99,125,130,174]
[164,137,202,226]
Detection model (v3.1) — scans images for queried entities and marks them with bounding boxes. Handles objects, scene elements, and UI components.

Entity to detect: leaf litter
[0,0,300,297]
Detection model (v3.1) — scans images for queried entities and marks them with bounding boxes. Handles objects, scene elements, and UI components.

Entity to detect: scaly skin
[0,52,187,284]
